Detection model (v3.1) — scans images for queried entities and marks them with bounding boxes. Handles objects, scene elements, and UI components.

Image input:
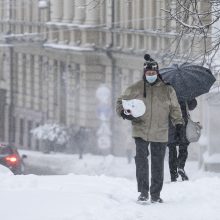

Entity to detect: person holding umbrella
[116,54,184,203]
[168,99,197,182]
[160,63,216,181]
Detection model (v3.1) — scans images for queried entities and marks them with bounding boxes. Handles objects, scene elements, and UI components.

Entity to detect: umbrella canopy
[160,63,216,101]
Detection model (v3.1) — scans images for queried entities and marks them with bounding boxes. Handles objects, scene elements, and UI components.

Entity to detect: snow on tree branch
[162,0,220,66]
[31,124,69,145]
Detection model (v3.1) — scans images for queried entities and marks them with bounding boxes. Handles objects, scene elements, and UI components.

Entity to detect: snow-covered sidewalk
[1,151,220,220]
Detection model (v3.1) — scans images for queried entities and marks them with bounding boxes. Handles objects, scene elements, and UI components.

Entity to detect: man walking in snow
[116,54,183,203]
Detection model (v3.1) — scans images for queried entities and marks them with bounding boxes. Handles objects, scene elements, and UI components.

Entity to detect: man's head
[143,54,159,72]
[143,54,159,84]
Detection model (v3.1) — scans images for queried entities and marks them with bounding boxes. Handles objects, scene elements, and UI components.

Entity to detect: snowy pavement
[1,152,220,220]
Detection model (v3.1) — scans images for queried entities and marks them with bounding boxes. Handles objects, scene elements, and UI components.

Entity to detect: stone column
[155,0,161,30]
[48,60,56,120]
[100,0,106,26]
[144,0,152,30]
[120,0,125,29]
[69,28,78,46]
[105,0,112,47]
[62,0,75,23]
[32,121,38,150]
[170,0,176,32]
[4,104,9,143]
[32,0,39,33]
[34,55,40,111]
[47,25,55,43]
[84,0,99,25]
[17,53,23,107]
[32,0,39,22]
[124,0,131,29]
[0,0,2,20]
[131,0,137,29]
[15,0,22,33]
[137,0,144,30]
[160,0,166,52]
[41,57,50,118]
[160,0,166,31]
[106,0,112,28]
[15,117,20,147]
[58,28,65,44]
[25,54,31,109]
[50,0,63,22]
[23,119,28,149]
[73,0,86,24]
[4,0,10,20]
[23,0,30,33]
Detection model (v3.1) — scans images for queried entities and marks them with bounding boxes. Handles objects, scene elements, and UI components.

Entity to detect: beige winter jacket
[116,79,183,143]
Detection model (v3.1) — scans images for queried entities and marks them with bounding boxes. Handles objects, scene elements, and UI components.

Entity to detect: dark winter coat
[168,99,197,145]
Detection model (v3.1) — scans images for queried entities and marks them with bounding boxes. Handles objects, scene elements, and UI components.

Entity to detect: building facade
[0,0,211,156]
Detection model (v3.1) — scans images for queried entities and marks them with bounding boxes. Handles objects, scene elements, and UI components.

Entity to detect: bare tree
[83,0,219,67]
[163,0,220,67]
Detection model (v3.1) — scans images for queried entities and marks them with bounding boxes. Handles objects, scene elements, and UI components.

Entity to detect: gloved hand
[174,124,184,143]
[121,110,135,121]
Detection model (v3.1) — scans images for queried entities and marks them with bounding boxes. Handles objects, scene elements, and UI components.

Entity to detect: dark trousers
[134,137,166,199]
[168,143,189,177]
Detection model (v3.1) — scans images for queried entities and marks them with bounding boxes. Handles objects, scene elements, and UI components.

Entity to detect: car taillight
[5,154,19,164]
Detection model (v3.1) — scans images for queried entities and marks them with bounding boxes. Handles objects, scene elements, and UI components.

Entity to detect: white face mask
[146,75,157,83]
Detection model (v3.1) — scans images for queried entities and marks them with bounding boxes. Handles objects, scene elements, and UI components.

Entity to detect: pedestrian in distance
[167,99,197,182]
[116,54,184,204]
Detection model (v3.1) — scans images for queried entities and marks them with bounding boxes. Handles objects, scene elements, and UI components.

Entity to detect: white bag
[186,117,202,143]
[122,99,146,118]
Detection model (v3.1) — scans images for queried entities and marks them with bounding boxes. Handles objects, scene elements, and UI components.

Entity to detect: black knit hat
[143,54,159,71]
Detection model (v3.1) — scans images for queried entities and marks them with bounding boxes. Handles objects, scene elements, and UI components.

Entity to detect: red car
[0,144,27,174]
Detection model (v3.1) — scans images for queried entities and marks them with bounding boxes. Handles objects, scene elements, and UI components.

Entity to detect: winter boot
[151,197,164,203]
[178,168,189,181]
[171,172,179,182]
[137,192,149,203]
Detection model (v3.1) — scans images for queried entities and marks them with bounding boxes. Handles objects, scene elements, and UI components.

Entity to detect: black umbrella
[160,63,216,101]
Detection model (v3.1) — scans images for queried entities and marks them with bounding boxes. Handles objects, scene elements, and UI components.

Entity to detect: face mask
[146,75,157,83]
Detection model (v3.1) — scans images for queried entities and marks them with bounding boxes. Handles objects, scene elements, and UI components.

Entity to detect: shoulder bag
[185,103,202,143]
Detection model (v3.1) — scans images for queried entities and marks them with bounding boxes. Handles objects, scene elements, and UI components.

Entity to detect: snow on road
[1,153,220,220]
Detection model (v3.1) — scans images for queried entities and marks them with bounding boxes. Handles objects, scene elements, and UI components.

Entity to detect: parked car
[0,143,27,175]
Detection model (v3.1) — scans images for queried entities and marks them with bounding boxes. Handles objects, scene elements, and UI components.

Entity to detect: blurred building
[0,0,212,158]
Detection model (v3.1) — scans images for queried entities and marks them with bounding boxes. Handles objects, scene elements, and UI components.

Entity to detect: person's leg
[150,142,166,201]
[178,143,189,180]
[167,143,178,181]
[134,137,150,199]
[178,143,189,169]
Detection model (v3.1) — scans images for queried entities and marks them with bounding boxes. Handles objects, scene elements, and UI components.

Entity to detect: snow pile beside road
[0,164,13,175]
[20,150,219,181]
[21,150,136,179]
